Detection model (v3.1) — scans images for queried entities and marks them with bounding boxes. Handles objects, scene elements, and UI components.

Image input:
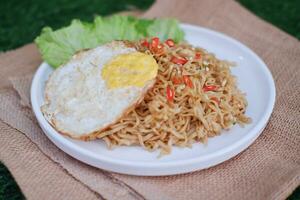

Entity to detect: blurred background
[0,0,299,199]
[0,0,299,52]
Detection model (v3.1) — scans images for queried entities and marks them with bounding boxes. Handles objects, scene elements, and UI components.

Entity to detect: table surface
[0,0,299,199]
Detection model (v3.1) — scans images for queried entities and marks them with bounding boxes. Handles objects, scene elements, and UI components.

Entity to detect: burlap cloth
[0,0,299,199]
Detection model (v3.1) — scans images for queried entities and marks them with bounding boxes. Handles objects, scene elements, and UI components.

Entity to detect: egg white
[42,41,155,139]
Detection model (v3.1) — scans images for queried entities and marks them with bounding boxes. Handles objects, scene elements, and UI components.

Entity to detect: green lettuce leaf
[134,18,154,37]
[35,20,98,68]
[94,15,143,42]
[147,18,184,43]
[35,16,185,68]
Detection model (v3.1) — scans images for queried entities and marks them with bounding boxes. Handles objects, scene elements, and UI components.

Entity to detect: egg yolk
[102,52,158,89]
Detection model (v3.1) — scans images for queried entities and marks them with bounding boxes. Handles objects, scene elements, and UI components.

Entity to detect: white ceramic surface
[31,24,276,176]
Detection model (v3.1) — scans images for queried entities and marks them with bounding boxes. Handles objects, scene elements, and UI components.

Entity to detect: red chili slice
[203,85,217,92]
[151,37,160,48]
[152,44,164,54]
[171,56,188,65]
[166,85,175,103]
[157,44,163,49]
[141,40,149,48]
[172,76,183,85]
[195,52,201,59]
[183,75,193,88]
[165,39,175,47]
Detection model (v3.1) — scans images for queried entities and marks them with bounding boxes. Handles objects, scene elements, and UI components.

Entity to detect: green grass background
[0,0,299,199]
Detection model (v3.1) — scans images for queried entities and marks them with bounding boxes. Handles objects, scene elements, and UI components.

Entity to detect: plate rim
[31,23,276,175]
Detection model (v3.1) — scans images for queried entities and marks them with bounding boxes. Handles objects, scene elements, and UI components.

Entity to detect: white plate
[31,24,276,176]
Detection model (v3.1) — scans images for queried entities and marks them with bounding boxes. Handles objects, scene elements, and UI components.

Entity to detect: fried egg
[42,41,158,140]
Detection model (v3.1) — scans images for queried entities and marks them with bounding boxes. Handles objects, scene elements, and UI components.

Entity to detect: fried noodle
[97,40,251,155]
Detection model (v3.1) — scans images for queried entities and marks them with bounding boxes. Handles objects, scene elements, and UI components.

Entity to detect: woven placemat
[0,0,299,199]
